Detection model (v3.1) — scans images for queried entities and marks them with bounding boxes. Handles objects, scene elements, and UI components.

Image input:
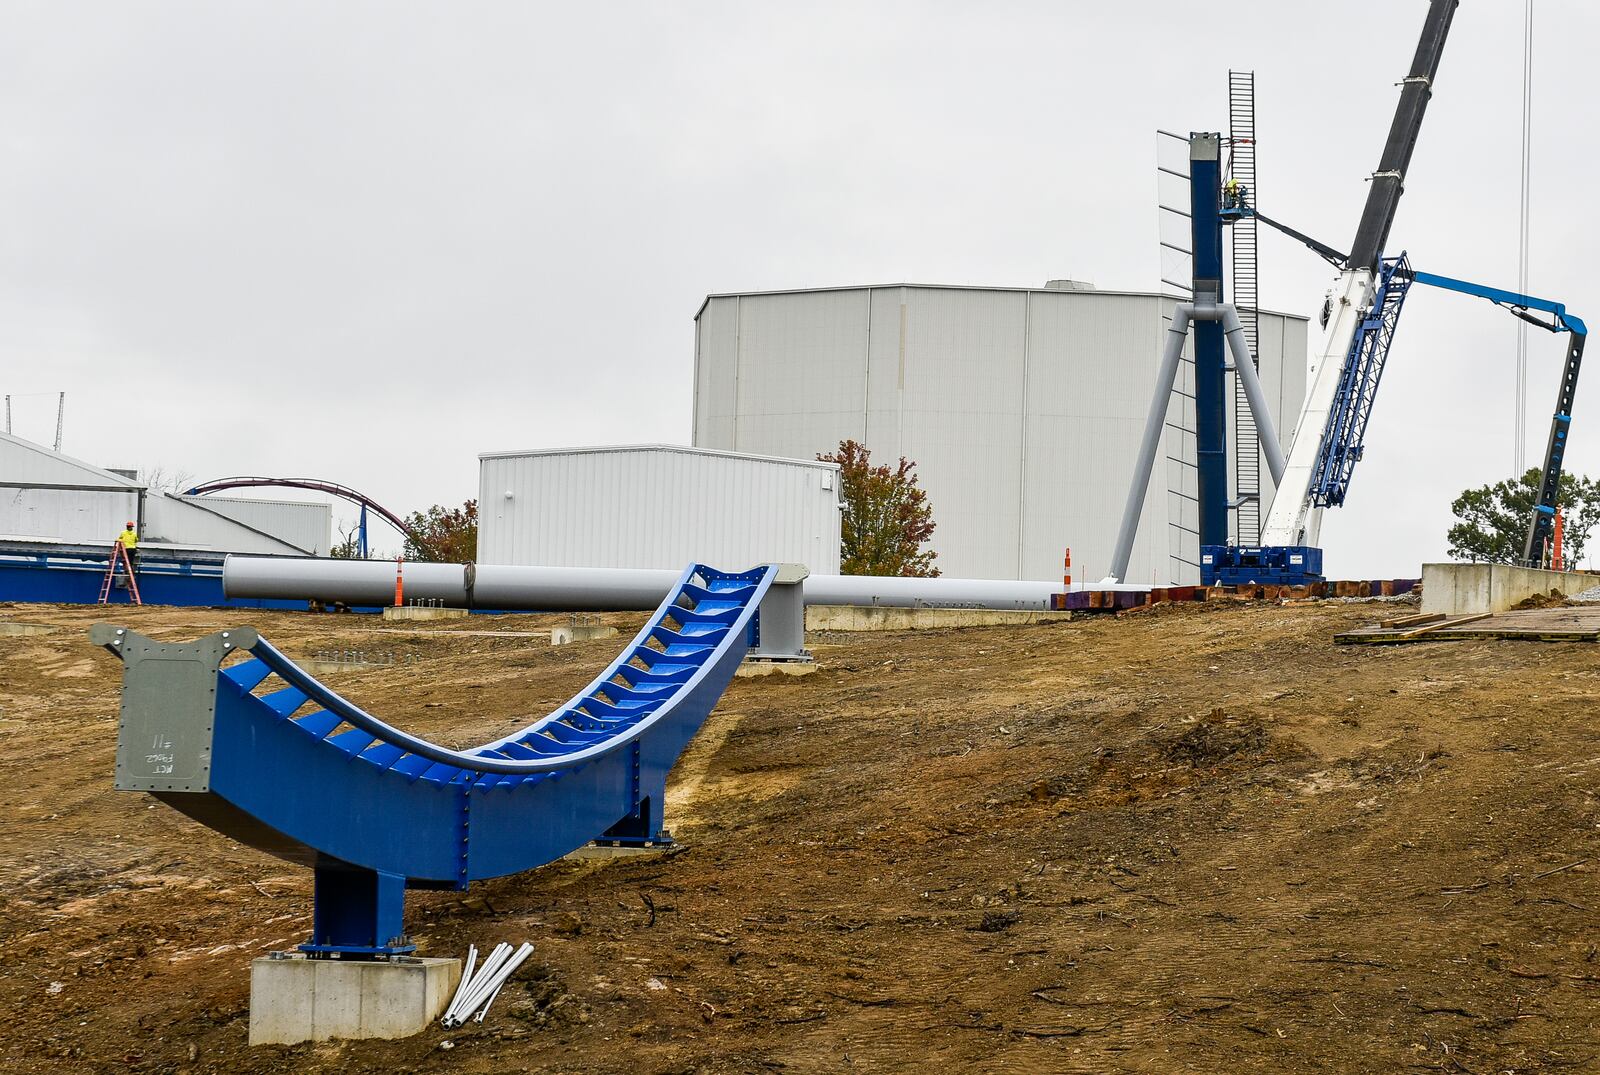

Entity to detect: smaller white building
[478,444,842,573]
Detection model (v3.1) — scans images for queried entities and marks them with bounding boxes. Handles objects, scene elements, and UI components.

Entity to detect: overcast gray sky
[2,1,1594,577]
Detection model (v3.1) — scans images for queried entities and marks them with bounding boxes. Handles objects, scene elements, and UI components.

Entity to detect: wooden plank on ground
[1336,605,1600,645]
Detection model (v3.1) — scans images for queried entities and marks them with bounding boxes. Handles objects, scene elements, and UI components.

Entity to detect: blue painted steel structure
[0,552,303,608]
[1307,255,1414,508]
[94,563,777,957]
[1190,133,1229,549]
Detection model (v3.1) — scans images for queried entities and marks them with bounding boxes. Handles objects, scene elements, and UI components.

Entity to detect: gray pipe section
[1107,305,1193,582]
[222,556,1145,612]
[1106,302,1292,583]
[225,558,472,607]
[1221,307,1287,486]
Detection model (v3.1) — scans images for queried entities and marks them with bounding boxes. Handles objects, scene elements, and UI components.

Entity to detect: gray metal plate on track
[95,626,255,794]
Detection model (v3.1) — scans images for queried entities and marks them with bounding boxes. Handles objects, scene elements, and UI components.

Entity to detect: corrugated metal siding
[694,284,1308,583]
[144,495,310,555]
[478,447,841,573]
[0,431,142,489]
[0,432,142,546]
[896,286,1027,579]
[178,496,331,555]
[732,289,869,457]
[694,299,739,450]
[0,486,139,545]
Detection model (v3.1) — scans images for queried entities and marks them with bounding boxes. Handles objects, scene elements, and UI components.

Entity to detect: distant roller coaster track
[183,477,427,554]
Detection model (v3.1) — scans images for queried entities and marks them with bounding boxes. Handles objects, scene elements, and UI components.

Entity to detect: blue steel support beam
[1190,133,1228,548]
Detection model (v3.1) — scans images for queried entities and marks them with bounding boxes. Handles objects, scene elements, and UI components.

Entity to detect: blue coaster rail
[93,562,777,958]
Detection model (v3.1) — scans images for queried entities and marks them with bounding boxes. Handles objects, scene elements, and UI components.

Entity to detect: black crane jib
[1347,0,1459,273]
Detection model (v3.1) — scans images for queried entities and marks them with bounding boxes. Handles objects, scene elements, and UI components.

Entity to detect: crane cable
[1515,0,1534,475]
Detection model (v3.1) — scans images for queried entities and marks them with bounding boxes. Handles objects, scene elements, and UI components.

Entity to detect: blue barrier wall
[0,556,305,609]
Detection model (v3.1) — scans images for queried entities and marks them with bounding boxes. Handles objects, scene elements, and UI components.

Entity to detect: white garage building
[692,281,1308,584]
[478,444,842,573]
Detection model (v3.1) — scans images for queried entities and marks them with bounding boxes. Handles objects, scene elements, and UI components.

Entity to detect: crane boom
[1260,0,1458,549]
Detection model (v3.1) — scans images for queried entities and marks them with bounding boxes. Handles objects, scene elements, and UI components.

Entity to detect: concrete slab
[0,623,58,637]
[805,606,1073,632]
[249,954,461,1045]
[381,606,468,621]
[563,843,670,861]
[1421,563,1595,617]
[551,624,619,646]
[736,659,818,678]
[298,660,386,676]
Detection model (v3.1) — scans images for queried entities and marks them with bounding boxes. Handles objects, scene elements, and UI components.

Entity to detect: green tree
[1447,469,1600,566]
[329,520,363,559]
[818,440,939,577]
[402,499,478,563]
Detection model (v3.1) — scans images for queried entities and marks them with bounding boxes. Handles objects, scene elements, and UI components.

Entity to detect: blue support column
[358,505,369,559]
[301,863,415,958]
[1190,133,1228,548]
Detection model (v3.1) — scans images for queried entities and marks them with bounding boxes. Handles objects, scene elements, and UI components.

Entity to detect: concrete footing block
[0,622,57,637]
[805,605,1074,632]
[736,659,818,678]
[550,624,619,646]
[381,606,468,621]
[249,955,461,1046]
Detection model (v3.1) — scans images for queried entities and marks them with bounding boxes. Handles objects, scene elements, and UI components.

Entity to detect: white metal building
[692,281,1308,584]
[478,445,842,573]
[176,495,333,557]
[0,431,330,558]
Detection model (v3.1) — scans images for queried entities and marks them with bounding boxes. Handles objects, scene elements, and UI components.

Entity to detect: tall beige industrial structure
[692,281,1308,584]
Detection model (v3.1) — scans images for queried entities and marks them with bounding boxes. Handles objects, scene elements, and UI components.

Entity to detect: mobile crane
[1202,0,1586,583]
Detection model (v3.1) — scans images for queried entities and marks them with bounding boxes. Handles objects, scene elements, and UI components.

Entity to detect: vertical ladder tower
[1227,71,1261,545]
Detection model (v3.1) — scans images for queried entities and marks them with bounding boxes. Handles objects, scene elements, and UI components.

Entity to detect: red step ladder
[98,542,143,605]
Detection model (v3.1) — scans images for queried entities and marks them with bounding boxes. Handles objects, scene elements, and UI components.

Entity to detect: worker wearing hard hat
[117,521,139,568]
[1223,176,1249,212]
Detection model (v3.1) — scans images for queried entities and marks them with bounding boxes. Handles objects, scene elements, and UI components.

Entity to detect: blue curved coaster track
[93,563,777,957]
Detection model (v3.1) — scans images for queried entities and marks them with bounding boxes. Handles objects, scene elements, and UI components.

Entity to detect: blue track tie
[328,728,376,756]
[360,742,406,770]
[262,687,310,718]
[295,710,343,739]
[221,658,274,692]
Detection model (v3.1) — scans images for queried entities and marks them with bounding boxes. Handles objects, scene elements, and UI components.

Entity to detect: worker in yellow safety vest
[1223,175,1248,211]
[117,521,138,568]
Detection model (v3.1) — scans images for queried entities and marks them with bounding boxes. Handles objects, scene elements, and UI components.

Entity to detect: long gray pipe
[1106,302,1287,583]
[1106,306,1193,583]
[1222,307,1287,485]
[222,556,1151,611]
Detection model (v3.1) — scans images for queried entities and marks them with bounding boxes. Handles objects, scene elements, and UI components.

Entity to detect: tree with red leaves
[402,499,478,563]
[817,440,939,577]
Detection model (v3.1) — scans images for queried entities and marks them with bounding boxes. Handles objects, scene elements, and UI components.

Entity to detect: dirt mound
[1512,587,1571,610]
[1157,708,1271,765]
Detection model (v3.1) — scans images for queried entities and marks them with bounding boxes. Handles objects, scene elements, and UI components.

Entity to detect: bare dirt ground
[2,597,1598,1074]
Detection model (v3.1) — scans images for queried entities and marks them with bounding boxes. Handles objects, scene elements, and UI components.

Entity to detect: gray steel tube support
[1107,305,1193,582]
[1221,306,1287,486]
[222,556,1142,611]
